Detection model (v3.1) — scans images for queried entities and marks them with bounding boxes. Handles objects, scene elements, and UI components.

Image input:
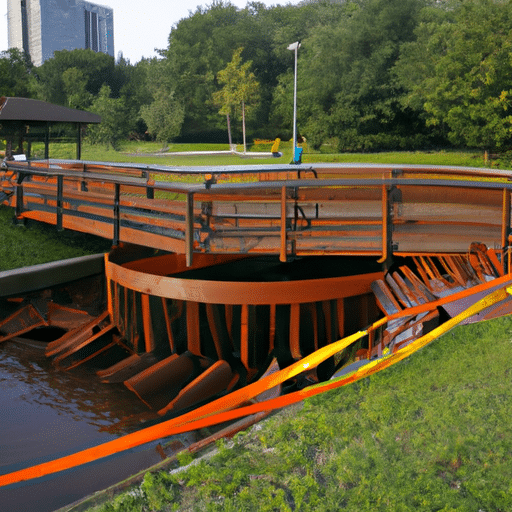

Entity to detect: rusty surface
[2,159,512,505]
[1,160,511,263]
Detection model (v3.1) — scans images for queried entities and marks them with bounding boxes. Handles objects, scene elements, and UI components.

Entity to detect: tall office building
[7,0,114,66]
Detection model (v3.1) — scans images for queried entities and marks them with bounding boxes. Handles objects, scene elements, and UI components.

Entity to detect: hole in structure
[24,326,68,342]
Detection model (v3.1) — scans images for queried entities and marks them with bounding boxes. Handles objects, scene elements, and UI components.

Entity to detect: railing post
[186,192,194,267]
[80,162,88,191]
[280,185,288,262]
[15,172,25,222]
[377,184,390,265]
[113,183,120,246]
[502,188,510,273]
[56,174,63,231]
[144,170,154,199]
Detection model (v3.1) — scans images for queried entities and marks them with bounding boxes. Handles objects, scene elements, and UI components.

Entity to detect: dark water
[0,340,190,512]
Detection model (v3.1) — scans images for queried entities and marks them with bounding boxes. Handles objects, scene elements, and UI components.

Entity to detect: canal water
[0,338,195,512]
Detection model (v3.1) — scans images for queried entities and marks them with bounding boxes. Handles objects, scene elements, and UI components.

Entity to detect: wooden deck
[1,160,511,266]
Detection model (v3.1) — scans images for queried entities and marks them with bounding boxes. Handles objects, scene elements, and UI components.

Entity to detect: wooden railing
[1,159,511,266]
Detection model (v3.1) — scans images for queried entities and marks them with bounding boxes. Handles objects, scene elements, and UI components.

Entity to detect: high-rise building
[7,0,114,66]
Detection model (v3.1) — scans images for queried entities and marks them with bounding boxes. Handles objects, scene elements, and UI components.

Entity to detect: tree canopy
[2,0,512,152]
[213,47,260,150]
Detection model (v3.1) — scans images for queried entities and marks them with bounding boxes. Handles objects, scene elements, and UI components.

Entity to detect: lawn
[21,139,492,168]
[0,205,111,271]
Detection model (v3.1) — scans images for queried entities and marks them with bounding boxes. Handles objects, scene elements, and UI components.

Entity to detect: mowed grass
[0,205,111,271]
[88,314,512,512]
[27,140,492,168]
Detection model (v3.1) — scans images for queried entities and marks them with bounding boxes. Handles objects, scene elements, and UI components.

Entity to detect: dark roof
[0,96,101,124]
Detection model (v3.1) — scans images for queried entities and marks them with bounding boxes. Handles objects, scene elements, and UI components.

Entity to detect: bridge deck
[1,160,510,265]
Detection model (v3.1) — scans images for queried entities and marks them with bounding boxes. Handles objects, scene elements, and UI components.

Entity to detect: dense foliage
[2,0,512,151]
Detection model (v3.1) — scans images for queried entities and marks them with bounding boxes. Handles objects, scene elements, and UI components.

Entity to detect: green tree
[140,88,185,144]
[61,67,93,109]
[213,47,260,151]
[163,1,330,141]
[396,0,512,150]
[118,57,154,138]
[292,0,427,151]
[35,49,121,106]
[0,48,36,98]
[86,85,130,149]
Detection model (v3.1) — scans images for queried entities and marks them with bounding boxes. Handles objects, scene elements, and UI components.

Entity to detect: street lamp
[287,41,301,164]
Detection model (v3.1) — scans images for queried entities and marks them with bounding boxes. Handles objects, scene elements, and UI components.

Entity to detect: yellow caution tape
[0,283,510,487]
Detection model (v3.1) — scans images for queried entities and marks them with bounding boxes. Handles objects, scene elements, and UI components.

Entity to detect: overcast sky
[0,0,300,64]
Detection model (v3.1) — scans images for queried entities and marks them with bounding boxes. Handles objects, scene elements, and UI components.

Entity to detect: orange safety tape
[0,329,366,486]
[0,283,510,487]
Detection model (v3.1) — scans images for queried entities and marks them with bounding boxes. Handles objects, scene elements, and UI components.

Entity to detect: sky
[0,0,300,64]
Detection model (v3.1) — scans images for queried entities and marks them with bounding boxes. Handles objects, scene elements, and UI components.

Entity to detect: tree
[61,67,93,109]
[0,48,36,98]
[290,0,428,151]
[395,0,512,150]
[35,49,121,106]
[140,89,185,144]
[86,85,130,149]
[213,47,260,151]
[163,1,327,141]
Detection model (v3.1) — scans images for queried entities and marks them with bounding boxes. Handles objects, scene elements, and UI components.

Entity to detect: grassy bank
[0,205,111,271]
[84,314,512,512]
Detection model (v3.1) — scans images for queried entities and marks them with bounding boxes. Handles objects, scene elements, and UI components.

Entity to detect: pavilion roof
[0,96,100,124]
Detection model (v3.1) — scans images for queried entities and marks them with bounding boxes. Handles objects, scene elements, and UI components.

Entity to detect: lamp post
[287,41,301,164]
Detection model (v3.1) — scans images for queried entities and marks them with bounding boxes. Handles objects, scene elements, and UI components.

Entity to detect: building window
[84,10,99,52]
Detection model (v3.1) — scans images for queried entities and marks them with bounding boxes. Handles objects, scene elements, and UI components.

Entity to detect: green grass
[0,205,111,271]
[304,149,489,168]
[87,314,512,512]
[26,140,493,168]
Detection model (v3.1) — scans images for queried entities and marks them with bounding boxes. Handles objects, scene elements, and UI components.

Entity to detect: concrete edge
[0,253,106,297]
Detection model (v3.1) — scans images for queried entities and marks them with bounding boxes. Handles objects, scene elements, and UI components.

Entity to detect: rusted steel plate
[105,258,383,305]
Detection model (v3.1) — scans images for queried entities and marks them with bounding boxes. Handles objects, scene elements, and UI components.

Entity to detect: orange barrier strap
[1,283,510,487]
[0,330,366,486]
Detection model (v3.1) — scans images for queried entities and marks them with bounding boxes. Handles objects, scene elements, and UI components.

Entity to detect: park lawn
[87,313,512,512]
[25,140,491,168]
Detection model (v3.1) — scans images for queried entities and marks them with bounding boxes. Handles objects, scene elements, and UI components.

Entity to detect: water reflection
[0,339,151,470]
[0,338,204,512]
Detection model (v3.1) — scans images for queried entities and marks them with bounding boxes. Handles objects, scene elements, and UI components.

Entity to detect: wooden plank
[371,280,402,316]
[186,301,201,356]
[289,303,301,360]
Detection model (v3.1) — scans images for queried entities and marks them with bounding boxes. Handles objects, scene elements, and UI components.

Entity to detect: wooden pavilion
[0,96,100,160]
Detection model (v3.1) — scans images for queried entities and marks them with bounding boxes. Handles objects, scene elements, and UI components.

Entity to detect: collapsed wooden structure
[1,159,511,417]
